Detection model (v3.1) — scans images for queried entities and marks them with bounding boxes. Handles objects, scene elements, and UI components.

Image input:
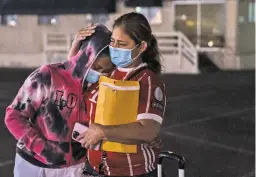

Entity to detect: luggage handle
[157,151,185,177]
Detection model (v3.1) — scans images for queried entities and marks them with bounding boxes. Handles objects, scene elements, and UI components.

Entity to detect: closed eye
[111,38,128,47]
[119,43,127,47]
[94,65,103,70]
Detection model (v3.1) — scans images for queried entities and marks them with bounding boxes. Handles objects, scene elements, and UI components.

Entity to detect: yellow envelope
[94,76,140,153]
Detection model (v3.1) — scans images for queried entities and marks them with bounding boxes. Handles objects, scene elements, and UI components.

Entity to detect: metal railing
[43,31,199,73]
[155,32,199,73]
[42,32,72,64]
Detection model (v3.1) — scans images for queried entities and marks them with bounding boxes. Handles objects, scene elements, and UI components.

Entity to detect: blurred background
[0,0,255,70]
[0,0,255,177]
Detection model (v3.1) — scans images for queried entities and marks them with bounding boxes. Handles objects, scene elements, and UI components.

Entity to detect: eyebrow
[111,37,127,44]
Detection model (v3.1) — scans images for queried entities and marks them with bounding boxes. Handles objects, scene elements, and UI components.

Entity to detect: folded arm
[5,66,65,165]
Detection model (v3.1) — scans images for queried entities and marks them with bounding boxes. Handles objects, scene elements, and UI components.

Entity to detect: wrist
[99,124,108,141]
[71,40,81,48]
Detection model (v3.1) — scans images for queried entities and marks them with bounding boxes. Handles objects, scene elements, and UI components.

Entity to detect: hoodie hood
[68,24,111,85]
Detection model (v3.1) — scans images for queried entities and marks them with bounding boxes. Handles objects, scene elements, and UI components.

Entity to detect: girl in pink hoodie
[5,24,113,177]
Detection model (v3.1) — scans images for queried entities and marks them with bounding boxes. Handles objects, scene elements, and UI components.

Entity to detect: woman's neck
[125,58,142,69]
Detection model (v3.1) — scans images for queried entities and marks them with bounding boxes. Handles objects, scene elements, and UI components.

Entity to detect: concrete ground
[0,68,254,177]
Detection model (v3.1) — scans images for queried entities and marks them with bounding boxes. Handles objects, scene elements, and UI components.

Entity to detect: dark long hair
[113,12,161,74]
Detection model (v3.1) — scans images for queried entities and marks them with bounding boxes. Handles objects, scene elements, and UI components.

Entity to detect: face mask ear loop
[131,43,139,50]
[82,44,109,86]
[110,43,140,51]
[132,41,145,60]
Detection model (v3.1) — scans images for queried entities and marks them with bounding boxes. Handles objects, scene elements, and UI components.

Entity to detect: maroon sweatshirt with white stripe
[85,63,167,176]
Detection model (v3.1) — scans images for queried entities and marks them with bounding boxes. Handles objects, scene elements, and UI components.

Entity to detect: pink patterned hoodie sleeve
[4,66,65,165]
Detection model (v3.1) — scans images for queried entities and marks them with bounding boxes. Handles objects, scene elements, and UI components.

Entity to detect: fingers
[81,138,93,149]
[76,34,86,41]
[77,131,90,148]
[78,28,95,39]
[86,23,97,29]
[83,141,91,149]
[76,131,87,141]
[79,25,96,34]
[73,24,96,43]
[83,140,99,149]
[80,135,99,149]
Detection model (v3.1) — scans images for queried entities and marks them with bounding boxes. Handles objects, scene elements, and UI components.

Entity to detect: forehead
[111,26,131,41]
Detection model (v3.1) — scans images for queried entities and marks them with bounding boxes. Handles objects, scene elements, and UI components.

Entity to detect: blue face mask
[109,45,140,68]
[85,69,102,83]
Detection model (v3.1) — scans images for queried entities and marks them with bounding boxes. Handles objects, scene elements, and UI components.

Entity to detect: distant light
[51,18,57,25]
[186,20,195,27]
[181,14,187,21]
[136,7,141,12]
[208,41,214,47]
[86,14,92,21]
[212,28,220,34]
[8,20,16,26]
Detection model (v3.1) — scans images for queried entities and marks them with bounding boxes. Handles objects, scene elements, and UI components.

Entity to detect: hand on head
[73,23,97,45]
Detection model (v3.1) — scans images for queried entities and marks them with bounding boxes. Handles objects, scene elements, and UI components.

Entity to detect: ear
[139,41,147,53]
